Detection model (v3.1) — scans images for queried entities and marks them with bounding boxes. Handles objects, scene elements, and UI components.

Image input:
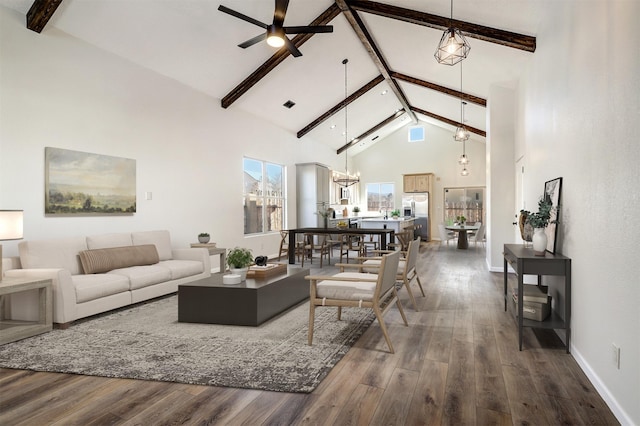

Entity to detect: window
[366,183,395,212]
[243,157,285,235]
[408,125,425,142]
[444,187,485,224]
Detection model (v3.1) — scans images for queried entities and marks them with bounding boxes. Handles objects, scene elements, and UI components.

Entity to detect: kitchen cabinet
[403,173,432,193]
[296,163,330,228]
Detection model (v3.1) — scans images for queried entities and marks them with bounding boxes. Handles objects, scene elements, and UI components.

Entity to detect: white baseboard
[570,345,633,425]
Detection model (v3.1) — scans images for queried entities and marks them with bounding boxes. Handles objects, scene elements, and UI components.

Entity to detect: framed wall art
[45,147,136,215]
[544,177,562,253]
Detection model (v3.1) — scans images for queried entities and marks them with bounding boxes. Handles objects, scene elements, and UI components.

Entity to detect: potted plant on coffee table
[227,247,253,280]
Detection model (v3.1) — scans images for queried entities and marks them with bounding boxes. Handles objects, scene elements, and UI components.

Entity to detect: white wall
[515,1,639,424]
[0,6,341,264]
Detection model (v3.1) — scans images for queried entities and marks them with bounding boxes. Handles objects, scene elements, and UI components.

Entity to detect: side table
[191,243,226,273]
[503,244,571,353]
[0,276,53,344]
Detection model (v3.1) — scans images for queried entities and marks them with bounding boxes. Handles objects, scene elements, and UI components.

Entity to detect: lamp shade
[0,210,24,240]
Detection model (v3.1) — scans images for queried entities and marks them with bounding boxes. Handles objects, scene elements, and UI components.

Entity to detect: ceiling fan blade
[273,0,290,28]
[284,25,334,34]
[218,5,268,29]
[283,36,302,57]
[238,33,268,49]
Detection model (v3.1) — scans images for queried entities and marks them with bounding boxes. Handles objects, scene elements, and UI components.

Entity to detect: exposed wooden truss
[412,106,486,138]
[391,71,487,107]
[347,0,536,52]
[336,110,405,154]
[297,75,385,139]
[335,0,418,124]
[220,4,341,109]
[27,0,63,33]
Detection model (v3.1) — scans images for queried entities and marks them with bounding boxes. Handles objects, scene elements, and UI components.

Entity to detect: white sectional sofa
[3,230,211,326]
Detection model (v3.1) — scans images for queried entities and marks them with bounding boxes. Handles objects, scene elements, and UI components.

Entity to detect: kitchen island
[360,217,415,233]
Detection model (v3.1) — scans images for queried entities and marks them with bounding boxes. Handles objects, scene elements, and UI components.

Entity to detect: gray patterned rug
[0,295,375,393]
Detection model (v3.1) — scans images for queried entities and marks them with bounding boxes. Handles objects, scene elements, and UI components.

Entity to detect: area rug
[0,295,375,393]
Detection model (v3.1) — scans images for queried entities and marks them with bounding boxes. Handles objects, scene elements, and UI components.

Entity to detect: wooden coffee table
[178,266,309,326]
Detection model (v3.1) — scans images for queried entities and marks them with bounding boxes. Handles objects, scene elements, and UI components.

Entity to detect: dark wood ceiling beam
[337,110,405,154]
[391,71,486,107]
[335,0,418,124]
[221,3,341,109]
[297,74,384,139]
[347,0,536,52]
[411,106,486,138]
[27,0,63,33]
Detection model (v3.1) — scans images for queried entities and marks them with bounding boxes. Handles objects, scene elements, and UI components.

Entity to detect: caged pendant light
[333,58,360,188]
[434,0,470,66]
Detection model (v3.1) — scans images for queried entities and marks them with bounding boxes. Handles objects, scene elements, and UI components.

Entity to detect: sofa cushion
[73,274,131,303]
[362,258,405,275]
[108,265,172,290]
[131,230,172,261]
[19,237,88,275]
[79,245,159,274]
[159,259,204,280]
[86,233,133,250]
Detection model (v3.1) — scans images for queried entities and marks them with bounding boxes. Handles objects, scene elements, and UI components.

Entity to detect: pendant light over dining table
[455,62,470,176]
[333,58,360,188]
[434,0,470,66]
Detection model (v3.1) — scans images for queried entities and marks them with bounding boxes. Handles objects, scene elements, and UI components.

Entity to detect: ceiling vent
[283,100,296,109]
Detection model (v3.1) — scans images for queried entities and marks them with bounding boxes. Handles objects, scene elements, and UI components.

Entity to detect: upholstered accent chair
[305,250,407,353]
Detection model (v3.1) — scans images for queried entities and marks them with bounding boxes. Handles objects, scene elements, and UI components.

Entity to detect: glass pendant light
[333,58,360,188]
[434,0,470,66]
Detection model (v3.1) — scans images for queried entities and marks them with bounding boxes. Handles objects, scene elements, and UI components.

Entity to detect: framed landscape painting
[544,177,562,253]
[45,147,136,215]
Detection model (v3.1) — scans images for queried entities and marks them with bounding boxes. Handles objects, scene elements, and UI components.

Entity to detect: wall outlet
[611,343,621,369]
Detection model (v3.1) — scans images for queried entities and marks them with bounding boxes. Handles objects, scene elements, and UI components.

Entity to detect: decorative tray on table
[246,263,287,278]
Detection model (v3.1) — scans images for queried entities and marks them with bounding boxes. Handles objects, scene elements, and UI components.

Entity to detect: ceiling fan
[218,0,333,57]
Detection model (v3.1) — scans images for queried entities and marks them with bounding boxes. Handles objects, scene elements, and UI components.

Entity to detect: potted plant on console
[198,232,210,243]
[227,247,253,280]
[521,197,554,256]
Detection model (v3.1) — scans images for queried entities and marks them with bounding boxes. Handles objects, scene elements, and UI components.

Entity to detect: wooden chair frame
[305,250,407,353]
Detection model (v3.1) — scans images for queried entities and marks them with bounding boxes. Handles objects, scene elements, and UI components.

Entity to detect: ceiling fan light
[266,27,285,47]
[435,28,470,66]
[267,35,285,48]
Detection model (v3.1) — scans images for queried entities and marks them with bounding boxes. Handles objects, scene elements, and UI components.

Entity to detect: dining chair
[306,233,331,267]
[389,229,412,252]
[305,250,407,353]
[336,233,364,263]
[278,230,289,260]
[341,237,425,311]
[438,224,455,245]
[472,224,486,248]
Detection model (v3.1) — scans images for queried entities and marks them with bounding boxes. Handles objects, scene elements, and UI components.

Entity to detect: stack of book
[512,284,551,321]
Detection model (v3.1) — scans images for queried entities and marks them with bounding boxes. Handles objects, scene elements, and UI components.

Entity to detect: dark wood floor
[0,242,619,425]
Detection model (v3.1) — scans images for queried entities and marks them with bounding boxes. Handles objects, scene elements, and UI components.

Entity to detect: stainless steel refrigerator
[402,193,429,240]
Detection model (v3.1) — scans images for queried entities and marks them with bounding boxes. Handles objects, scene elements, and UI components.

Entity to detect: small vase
[532,228,547,256]
[230,267,249,281]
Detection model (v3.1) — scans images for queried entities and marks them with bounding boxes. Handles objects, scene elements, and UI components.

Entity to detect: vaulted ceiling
[3,0,540,156]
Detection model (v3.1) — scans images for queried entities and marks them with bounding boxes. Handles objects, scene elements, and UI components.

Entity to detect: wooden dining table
[286,227,395,264]
[445,224,480,249]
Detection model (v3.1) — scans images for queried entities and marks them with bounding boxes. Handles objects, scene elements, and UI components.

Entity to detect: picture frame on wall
[45,147,136,215]
[544,177,562,254]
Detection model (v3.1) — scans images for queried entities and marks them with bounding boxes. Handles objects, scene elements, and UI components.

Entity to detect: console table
[503,244,571,353]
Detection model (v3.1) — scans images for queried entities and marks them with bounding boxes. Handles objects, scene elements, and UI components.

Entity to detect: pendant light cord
[343,58,349,178]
